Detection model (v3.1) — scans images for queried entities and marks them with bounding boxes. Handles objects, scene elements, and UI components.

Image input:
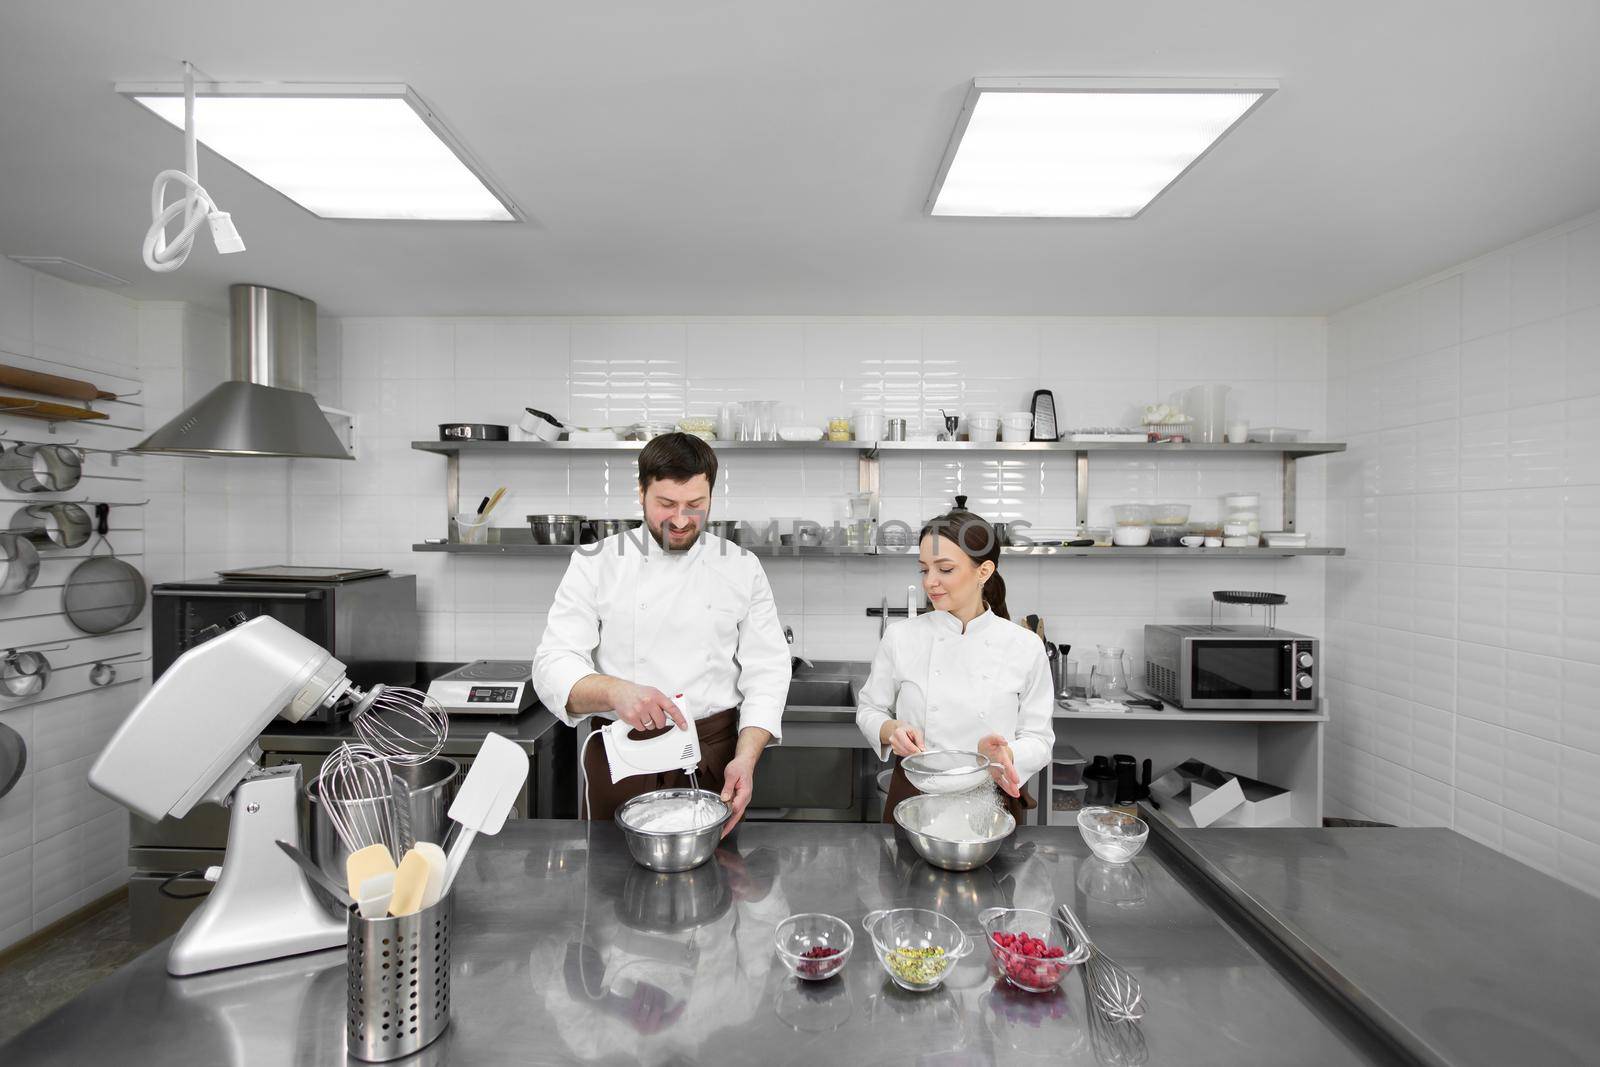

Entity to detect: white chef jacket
[855,608,1054,781]
[533,531,790,742]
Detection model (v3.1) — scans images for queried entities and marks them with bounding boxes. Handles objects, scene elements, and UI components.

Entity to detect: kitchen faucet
[784,626,813,671]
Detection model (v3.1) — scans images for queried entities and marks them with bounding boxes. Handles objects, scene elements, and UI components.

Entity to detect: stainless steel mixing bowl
[615,788,729,872]
[308,756,459,886]
[893,793,1014,872]
[527,513,585,545]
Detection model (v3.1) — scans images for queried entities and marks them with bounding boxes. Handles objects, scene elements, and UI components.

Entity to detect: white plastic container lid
[1001,412,1033,423]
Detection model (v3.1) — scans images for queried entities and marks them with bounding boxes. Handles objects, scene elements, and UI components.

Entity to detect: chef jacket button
[929,704,939,713]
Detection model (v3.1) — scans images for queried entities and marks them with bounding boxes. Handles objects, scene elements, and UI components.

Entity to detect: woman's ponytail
[982,569,1010,621]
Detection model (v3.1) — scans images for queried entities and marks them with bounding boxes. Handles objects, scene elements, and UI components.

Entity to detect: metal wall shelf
[412,438,1346,460]
[413,436,1346,550]
[412,541,1343,559]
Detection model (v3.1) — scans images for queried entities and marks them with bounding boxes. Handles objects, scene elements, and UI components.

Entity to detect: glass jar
[827,415,853,442]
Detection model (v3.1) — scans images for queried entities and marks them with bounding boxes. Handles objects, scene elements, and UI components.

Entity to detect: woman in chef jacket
[856,509,1054,823]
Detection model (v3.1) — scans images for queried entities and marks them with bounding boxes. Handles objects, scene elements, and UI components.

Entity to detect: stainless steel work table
[5,822,1389,1066]
[1155,825,1600,1067]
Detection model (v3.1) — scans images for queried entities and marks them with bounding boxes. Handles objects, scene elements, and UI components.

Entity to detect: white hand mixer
[580,693,704,817]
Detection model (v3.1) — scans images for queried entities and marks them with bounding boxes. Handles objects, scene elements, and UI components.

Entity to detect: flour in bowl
[625,796,722,833]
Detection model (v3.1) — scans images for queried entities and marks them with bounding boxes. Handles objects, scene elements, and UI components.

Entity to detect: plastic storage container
[1249,426,1307,442]
[967,411,1000,443]
[1050,783,1088,812]
[1052,744,1087,786]
[1000,412,1033,442]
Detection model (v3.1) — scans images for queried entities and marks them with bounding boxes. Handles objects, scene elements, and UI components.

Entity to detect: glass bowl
[774,912,854,981]
[1111,504,1152,526]
[1077,807,1149,865]
[978,907,1090,993]
[1150,502,1191,525]
[862,907,971,992]
[902,750,992,794]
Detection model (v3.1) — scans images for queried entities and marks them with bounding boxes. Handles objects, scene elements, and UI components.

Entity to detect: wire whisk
[1057,902,1146,1022]
[315,742,396,855]
[346,684,449,767]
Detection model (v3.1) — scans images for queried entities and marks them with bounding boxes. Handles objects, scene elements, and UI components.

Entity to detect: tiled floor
[0,897,157,1044]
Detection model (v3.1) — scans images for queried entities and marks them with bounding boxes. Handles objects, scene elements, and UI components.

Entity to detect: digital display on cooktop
[467,686,521,703]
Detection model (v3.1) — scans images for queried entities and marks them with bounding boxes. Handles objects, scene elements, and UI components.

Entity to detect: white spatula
[441,732,528,894]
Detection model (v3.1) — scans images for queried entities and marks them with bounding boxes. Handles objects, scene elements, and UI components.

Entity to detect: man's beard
[649,518,701,552]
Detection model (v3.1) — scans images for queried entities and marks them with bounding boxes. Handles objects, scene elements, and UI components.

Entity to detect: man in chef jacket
[533,432,790,835]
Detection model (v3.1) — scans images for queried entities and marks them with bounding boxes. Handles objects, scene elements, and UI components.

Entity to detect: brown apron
[582,707,740,821]
[881,758,1035,826]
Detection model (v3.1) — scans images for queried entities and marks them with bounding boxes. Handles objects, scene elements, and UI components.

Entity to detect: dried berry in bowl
[978,907,1090,993]
[798,945,844,979]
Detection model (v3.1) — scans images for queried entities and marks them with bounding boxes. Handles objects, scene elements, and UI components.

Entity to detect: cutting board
[0,397,109,422]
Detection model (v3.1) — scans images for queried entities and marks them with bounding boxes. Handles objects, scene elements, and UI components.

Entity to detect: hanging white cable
[142,61,244,273]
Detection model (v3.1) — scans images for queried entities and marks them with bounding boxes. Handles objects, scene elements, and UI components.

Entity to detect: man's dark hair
[638,432,718,491]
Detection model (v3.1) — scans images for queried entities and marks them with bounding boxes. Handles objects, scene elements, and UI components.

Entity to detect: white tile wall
[1326,207,1600,898]
[297,314,1327,714]
[0,259,146,950]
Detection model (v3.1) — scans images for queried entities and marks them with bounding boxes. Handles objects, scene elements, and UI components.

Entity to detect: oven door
[1181,639,1301,709]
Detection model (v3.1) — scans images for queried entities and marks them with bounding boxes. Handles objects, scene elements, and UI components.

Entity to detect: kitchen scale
[426,660,536,716]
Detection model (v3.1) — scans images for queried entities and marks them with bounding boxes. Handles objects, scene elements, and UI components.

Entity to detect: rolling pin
[0,365,117,401]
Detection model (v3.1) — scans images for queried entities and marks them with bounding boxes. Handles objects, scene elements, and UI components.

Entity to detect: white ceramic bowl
[1112,525,1151,547]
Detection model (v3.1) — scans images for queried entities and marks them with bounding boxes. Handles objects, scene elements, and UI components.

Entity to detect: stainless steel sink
[754,660,874,821]
[784,660,868,716]
[786,678,855,707]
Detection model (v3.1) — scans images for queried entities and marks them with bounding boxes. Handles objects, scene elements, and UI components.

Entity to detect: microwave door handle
[153,589,325,601]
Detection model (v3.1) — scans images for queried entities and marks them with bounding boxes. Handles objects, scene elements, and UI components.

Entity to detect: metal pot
[438,423,509,442]
[0,533,40,596]
[0,443,83,493]
[706,520,744,544]
[528,514,584,545]
[11,502,91,551]
[307,756,458,888]
[582,518,642,543]
[1,649,52,698]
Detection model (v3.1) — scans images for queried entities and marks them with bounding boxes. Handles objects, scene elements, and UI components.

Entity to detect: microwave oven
[1143,625,1318,710]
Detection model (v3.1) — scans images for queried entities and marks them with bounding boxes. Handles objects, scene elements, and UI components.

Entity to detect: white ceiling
[2,1,1598,317]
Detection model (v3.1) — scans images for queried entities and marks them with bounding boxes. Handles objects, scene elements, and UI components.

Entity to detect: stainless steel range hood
[134,284,352,459]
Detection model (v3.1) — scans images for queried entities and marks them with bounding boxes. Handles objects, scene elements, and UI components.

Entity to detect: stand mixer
[88,615,447,975]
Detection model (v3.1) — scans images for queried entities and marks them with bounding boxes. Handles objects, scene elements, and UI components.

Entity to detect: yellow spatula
[387,849,432,917]
[346,843,397,902]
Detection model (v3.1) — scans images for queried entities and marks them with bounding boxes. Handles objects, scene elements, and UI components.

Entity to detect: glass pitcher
[1089,645,1134,700]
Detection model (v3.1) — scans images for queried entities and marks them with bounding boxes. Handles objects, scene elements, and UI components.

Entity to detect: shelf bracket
[445,451,461,538]
[1075,450,1089,528]
[1282,453,1297,532]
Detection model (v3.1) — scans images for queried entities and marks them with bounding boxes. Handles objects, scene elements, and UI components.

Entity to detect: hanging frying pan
[0,531,40,596]
[0,721,24,800]
[62,503,146,634]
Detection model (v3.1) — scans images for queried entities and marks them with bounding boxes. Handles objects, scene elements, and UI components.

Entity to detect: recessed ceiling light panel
[927,77,1277,219]
[117,82,520,222]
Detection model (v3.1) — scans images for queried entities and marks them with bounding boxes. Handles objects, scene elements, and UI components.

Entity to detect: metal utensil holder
[347,893,453,1062]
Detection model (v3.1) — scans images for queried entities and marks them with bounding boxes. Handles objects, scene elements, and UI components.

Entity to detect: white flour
[925,805,985,842]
